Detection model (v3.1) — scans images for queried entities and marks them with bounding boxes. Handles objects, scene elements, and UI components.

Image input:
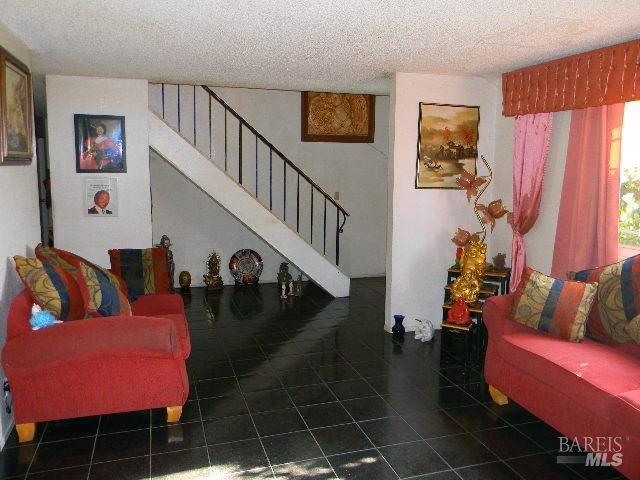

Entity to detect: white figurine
[415,318,434,342]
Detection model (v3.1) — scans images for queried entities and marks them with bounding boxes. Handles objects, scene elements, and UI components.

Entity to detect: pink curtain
[510,113,554,291]
[550,104,625,278]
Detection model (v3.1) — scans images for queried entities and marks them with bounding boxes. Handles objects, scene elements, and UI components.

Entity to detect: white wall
[47,76,152,266]
[0,21,40,447]
[150,150,301,286]
[490,83,572,275]
[385,73,498,331]
[148,84,389,278]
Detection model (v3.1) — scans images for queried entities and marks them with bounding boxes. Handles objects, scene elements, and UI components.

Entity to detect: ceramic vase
[392,315,405,335]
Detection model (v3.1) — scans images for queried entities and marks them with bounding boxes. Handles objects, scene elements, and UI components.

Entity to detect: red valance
[502,39,640,117]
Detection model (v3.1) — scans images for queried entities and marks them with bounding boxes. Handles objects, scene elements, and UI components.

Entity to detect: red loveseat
[484,294,640,480]
[2,289,191,443]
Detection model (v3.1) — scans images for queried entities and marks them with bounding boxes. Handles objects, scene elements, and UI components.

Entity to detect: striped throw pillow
[511,267,598,343]
[14,256,86,320]
[571,254,640,343]
[108,248,171,297]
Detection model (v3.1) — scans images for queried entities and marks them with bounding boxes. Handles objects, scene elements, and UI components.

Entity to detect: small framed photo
[0,48,34,164]
[75,114,126,173]
[85,177,118,217]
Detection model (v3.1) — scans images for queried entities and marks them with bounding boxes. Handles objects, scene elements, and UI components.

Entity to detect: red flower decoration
[456,169,486,202]
[451,228,481,247]
[476,199,509,231]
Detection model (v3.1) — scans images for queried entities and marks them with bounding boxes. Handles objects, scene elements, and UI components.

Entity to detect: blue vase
[392,315,405,335]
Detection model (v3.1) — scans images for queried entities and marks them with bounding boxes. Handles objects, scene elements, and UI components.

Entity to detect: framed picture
[0,47,34,164]
[84,177,118,217]
[75,114,126,173]
[301,92,375,143]
[416,103,479,189]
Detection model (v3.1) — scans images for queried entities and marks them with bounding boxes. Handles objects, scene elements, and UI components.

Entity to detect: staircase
[148,83,350,297]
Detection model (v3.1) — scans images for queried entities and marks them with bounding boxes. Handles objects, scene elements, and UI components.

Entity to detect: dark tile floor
[0,278,626,479]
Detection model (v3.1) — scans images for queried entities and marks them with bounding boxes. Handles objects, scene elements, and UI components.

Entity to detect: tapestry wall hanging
[416,103,479,189]
[301,92,375,143]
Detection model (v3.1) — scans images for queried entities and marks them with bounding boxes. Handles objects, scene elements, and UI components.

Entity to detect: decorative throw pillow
[511,267,598,343]
[36,244,129,298]
[570,254,640,343]
[625,315,640,346]
[77,261,132,317]
[108,248,171,297]
[14,256,85,321]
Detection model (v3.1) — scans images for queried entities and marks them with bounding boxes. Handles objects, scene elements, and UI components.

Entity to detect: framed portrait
[416,103,479,189]
[84,177,118,217]
[75,114,126,173]
[0,47,34,164]
[301,91,375,143]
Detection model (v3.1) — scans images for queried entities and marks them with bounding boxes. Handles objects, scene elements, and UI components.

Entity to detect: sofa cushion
[611,390,640,437]
[131,293,184,316]
[499,332,640,421]
[153,314,190,358]
[36,244,130,299]
[625,314,640,346]
[511,267,598,342]
[13,256,85,321]
[77,261,132,318]
[108,248,171,297]
[572,253,640,344]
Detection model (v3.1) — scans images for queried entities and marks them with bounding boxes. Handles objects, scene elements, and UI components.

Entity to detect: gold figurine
[450,240,487,304]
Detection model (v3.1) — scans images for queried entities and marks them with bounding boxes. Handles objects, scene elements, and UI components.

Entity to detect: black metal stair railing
[153,83,349,267]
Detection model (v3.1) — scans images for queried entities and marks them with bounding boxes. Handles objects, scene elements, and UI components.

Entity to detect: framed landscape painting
[0,48,33,164]
[75,114,126,173]
[415,103,479,189]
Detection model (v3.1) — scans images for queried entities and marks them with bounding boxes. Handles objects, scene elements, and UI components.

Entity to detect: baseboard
[1,418,14,451]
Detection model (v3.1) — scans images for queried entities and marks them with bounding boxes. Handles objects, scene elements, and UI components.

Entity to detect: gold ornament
[203,251,223,291]
[450,240,487,304]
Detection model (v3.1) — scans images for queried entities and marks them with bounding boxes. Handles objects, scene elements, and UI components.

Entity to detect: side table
[441,266,511,370]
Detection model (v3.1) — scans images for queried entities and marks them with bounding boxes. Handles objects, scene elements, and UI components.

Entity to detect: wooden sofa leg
[489,385,509,405]
[167,406,182,423]
[16,423,35,443]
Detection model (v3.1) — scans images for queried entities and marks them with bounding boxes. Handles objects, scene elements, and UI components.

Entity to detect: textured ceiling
[1,1,639,94]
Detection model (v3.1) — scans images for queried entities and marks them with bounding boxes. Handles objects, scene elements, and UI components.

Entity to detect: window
[619,101,640,259]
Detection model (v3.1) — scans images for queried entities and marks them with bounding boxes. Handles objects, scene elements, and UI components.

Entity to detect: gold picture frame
[416,103,479,189]
[0,47,33,164]
[301,91,375,143]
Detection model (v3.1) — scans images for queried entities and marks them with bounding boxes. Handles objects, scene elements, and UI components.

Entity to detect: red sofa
[484,294,640,480]
[2,289,191,443]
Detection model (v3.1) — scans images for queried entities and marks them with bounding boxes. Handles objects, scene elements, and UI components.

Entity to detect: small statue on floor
[203,251,223,291]
[277,262,292,299]
[156,235,175,291]
[295,274,304,297]
[414,319,434,342]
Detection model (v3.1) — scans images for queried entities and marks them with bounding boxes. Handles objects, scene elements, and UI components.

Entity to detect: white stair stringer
[148,111,350,297]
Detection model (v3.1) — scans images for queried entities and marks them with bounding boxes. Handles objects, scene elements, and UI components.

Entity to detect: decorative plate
[229,249,263,285]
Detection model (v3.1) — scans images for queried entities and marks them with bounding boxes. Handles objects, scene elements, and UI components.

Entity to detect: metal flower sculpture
[450,156,510,304]
[452,155,509,245]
